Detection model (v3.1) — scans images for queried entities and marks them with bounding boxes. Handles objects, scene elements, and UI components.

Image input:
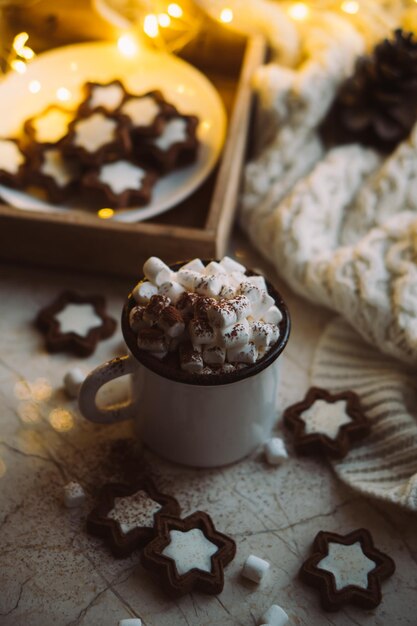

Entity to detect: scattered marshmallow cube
[203,345,226,365]
[230,295,251,321]
[263,305,283,325]
[264,438,288,465]
[154,267,174,287]
[239,282,263,310]
[179,343,204,373]
[189,318,215,345]
[220,255,247,273]
[258,604,289,626]
[63,368,86,398]
[118,619,142,626]
[257,292,276,317]
[246,274,267,291]
[129,305,146,333]
[176,268,200,290]
[207,302,237,328]
[204,260,225,275]
[219,283,236,299]
[227,341,258,364]
[241,555,270,583]
[221,319,250,349]
[250,321,274,349]
[143,256,170,283]
[132,281,158,304]
[194,274,223,297]
[64,481,86,508]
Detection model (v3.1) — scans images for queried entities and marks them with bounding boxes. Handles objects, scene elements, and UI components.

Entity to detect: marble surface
[1,238,416,626]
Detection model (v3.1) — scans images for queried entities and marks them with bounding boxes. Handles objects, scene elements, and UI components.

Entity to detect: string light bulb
[167,3,183,18]
[144,14,159,38]
[288,2,310,20]
[219,7,233,23]
[341,1,359,14]
[117,32,138,57]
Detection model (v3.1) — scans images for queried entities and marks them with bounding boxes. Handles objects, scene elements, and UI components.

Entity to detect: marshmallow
[64,481,86,508]
[269,325,280,345]
[204,260,225,275]
[201,366,215,375]
[150,350,168,360]
[264,438,288,465]
[158,281,185,304]
[230,295,252,321]
[227,341,258,364]
[246,274,267,291]
[218,283,236,299]
[129,305,146,333]
[132,281,158,304]
[207,301,237,328]
[203,345,226,365]
[250,321,275,348]
[176,291,199,317]
[241,555,270,583]
[239,282,264,311]
[137,328,167,352]
[158,306,185,338]
[179,343,204,373]
[257,292,276,317]
[263,305,283,324]
[177,268,200,290]
[220,255,246,273]
[220,363,236,373]
[143,256,170,283]
[118,619,142,626]
[155,267,174,287]
[143,294,170,323]
[221,319,250,348]
[63,368,86,398]
[194,274,223,297]
[229,271,248,287]
[181,258,205,272]
[189,318,215,345]
[258,605,289,626]
[194,297,217,319]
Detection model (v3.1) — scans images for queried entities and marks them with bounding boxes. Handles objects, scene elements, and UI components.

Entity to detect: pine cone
[323,29,417,153]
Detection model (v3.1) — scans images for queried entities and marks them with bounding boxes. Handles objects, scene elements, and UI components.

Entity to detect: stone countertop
[1,239,416,626]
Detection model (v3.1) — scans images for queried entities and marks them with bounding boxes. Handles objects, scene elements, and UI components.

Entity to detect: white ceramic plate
[0,41,226,222]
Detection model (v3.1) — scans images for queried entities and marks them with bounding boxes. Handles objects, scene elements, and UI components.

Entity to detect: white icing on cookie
[301,399,351,439]
[55,303,102,336]
[73,113,117,153]
[41,149,77,186]
[162,528,218,575]
[107,490,162,534]
[0,140,24,174]
[32,109,73,143]
[153,118,187,151]
[89,84,125,110]
[317,541,376,590]
[99,161,146,194]
[120,96,160,126]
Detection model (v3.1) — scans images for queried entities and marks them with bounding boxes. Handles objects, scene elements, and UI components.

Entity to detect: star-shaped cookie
[284,387,370,458]
[36,291,117,357]
[86,478,181,558]
[141,511,236,596]
[299,528,395,611]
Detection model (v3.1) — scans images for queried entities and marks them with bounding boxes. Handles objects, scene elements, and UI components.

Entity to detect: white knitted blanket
[197,1,417,509]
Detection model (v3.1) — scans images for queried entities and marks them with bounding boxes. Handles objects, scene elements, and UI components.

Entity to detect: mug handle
[78,354,138,424]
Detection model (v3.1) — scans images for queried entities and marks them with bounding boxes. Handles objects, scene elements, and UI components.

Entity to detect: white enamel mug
[78,268,290,468]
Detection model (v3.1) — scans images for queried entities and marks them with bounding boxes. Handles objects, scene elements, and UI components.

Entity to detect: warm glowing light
[158,13,171,27]
[219,8,233,23]
[341,1,359,14]
[70,62,78,71]
[49,408,74,432]
[117,33,138,57]
[144,14,159,38]
[167,3,183,18]
[0,458,6,479]
[13,32,29,53]
[20,46,34,60]
[28,80,41,94]
[18,401,40,424]
[11,60,27,74]
[98,207,114,219]
[56,87,71,102]
[288,2,310,20]
[31,378,52,402]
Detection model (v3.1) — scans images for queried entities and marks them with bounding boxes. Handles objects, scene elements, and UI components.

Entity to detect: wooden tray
[0,29,266,277]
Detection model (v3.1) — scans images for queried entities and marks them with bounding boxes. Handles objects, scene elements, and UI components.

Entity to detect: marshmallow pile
[129,256,283,374]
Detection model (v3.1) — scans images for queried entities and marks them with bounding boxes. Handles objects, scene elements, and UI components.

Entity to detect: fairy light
[144,14,159,38]
[117,33,138,57]
[11,59,27,74]
[288,2,310,20]
[13,32,29,53]
[28,80,41,93]
[98,207,114,219]
[167,3,183,18]
[341,1,360,14]
[56,87,71,102]
[219,8,234,23]
[158,13,171,27]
